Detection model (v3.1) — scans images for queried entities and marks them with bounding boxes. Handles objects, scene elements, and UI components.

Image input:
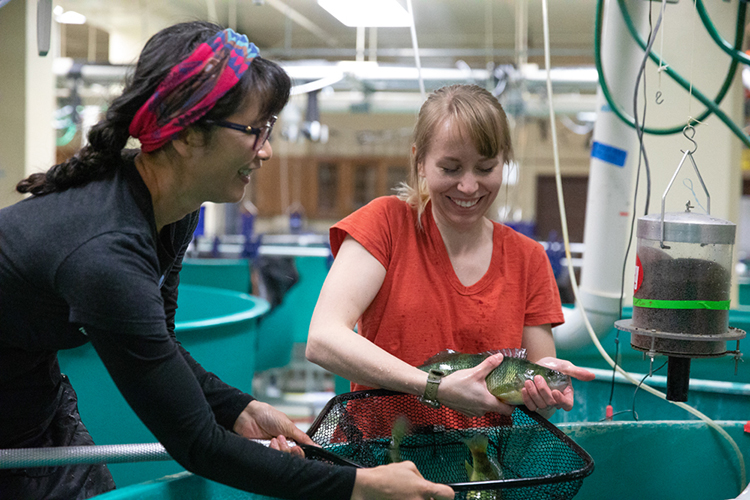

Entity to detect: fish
[463,433,503,500]
[389,415,409,463]
[418,348,571,406]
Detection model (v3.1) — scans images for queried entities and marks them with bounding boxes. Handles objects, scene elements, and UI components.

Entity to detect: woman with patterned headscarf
[0,21,453,500]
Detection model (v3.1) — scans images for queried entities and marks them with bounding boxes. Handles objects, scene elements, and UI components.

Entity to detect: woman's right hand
[437,353,514,418]
[351,462,454,500]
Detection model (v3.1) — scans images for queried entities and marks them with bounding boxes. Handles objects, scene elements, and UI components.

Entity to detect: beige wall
[0,0,55,209]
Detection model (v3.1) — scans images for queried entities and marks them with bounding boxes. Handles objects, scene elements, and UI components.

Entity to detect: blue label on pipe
[591,141,627,167]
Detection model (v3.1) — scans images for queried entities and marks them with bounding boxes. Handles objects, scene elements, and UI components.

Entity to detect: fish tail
[463,433,489,455]
[389,415,409,463]
[464,433,504,483]
[465,459,474,478]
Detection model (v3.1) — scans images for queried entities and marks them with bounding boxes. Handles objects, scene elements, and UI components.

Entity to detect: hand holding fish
[351,462,455,500]
[233,400,316,457]
[520,357,595,413]
[418,348,594,416]
[437,353,515,418]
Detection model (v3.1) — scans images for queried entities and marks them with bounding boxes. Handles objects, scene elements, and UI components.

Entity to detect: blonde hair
[396,84,514,229]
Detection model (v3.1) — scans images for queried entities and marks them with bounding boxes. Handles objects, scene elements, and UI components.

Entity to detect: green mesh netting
[306,389,594,500]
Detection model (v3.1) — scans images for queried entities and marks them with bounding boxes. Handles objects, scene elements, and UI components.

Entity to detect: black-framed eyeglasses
[204,115,277,152]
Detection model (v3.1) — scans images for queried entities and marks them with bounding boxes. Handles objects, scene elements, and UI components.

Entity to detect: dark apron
[0,375,116,500]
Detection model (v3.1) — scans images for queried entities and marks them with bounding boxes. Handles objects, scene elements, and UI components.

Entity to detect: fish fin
[498,348,527,359]
[463,433,489,454]
[477,348,527,359]
[389,415,410,463]
[494,389,524,406]
[419,349,526,369]
[465,459,474,479]
[418,349,461,368]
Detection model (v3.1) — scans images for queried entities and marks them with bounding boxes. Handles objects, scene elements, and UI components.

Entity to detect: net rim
[306,388,595,491]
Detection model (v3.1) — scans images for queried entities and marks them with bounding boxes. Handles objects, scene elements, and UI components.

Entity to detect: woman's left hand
[233,400,317,457]
[520,357,595,414]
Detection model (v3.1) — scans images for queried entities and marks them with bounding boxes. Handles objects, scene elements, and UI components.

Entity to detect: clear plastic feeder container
[632,211,735,335]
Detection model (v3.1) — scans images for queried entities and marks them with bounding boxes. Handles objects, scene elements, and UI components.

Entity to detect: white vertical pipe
[356,26,365,62]
[405,0,425,100]
[553,0,646,350]
[515,0,527,68]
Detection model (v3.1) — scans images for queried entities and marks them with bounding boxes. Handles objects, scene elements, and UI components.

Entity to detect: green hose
[695,0,750,66]
[56,123,77,147]
[594,0,750,147]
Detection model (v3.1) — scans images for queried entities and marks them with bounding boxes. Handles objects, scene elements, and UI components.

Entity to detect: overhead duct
[53,58,596,94]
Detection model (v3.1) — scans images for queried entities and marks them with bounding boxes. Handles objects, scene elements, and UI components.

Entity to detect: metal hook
[655,91,664,105]
[682,125,698,154]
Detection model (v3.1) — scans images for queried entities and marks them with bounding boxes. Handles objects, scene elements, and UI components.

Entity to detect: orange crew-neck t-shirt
[330,196,564,392]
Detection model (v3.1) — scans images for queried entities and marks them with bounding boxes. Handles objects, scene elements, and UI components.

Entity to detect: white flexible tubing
[405,0,426,101]
[540,0,746,492]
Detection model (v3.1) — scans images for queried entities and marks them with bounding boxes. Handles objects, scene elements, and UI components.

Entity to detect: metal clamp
[659,126,710,248]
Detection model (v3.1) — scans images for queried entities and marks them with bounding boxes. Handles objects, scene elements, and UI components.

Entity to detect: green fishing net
[306,389,594,500]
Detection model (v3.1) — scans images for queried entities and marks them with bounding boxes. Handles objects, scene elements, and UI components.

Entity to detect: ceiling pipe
[260,47,593,60]
[52,58,598,97]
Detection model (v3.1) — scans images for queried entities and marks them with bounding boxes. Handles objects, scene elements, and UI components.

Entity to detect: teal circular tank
[91,420,749,500]
[57,284,269,488]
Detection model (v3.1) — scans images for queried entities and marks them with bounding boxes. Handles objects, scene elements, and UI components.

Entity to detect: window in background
[353,164,377,209]
[387,165,408,194]
[317,162,338,215]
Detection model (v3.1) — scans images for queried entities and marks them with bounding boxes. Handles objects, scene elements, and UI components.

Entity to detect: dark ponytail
[17,21,291,196]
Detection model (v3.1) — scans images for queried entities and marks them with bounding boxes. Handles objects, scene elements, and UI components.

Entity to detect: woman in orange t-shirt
[307,84,594,418]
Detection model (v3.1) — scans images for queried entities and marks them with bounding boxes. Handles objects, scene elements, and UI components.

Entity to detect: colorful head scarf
[129,28,259,153]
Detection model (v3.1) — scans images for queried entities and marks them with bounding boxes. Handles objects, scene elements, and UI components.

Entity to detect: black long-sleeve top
[0,151,355,499]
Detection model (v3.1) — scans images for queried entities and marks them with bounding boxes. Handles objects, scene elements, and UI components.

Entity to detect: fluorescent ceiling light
[318,0,411,27]
[54,6,87,24]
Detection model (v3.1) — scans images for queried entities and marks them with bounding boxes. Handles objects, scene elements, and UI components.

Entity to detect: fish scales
[418,348,571,406]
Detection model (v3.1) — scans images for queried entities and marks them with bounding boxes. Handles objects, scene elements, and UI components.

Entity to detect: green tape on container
[633,298,731,310]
